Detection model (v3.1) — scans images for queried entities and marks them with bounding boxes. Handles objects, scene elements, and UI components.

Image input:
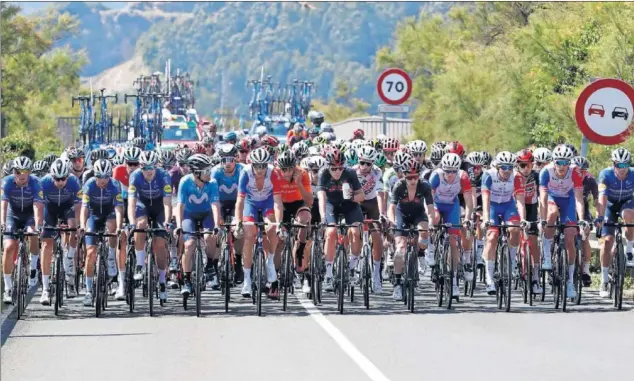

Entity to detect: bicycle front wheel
[256,250,264,316]
[223,245,231,313]
[616,243,626,310]
[16,246,26,320]
[337,246,345,314]
[55,251,64,315]
[148,250,155,317]
[195,246,203,317]
[282,242,292,312]
[408,248,417,313]
[502,244,512,312]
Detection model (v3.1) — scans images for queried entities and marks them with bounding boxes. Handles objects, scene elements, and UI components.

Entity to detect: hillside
[41,1,451,112]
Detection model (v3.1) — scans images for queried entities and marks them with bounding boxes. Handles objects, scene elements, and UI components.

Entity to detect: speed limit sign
[377,68,412,105]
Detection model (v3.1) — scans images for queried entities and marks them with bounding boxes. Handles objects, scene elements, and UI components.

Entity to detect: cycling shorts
[182,210,214,242]
[135,201,167,239]
[434,201,460,234]
[282,200,310,224]
[360,198,381,230]
[42,203,75,239]
[324,201,363,225]
[311,197,320,225]
[394,206,427,237]
[244,200,274,223]
[85,213,115,246]
[525,203,539,236]
[548,195,577,225]
[602,198,634,236]
[3,210,35,240]
[488,200,520,232]
[122,198,130,225]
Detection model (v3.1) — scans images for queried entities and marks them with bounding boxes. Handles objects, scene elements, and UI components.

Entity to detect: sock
[184,272,191,282]
[326,262,333,277]
[266,253,274,265]
[476,239,484,253]
[542,239,553,259]
[67,246,76,259]
[349,255,359,270]
[108,247,116,260]
[583,263,590,275]
[42,275,50,290]
[373,260,381,277]
[159,269,166,284]
[485,260,495,284]
[602,267,609,283]
[30,254,39,270]
[4,275,13,291]
[533,266,540,282]
[135,250,146,267]
[509,246,518,263]
[211,258,219,272]
[243,268,251,281]
[86,276,94,291]
[453,271,458,286]
[568,265,575,282]
[118,271,125,287]
[627,240,634,253]
[462,250,472,264]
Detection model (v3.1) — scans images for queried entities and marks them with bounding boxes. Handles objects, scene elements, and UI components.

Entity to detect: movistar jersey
[211,163,244,202]
[177,174,219,213]
[1,175,44,214]
[40,174,82,206]
[81,177,123,217]
[128,168,172,206]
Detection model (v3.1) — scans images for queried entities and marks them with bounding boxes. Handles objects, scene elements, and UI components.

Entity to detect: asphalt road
[1,274,633,381]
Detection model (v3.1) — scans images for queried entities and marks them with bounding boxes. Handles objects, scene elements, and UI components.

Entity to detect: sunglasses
[280,167,294,172]
[142,166,155,171]
[127,162,139,167]
[359,161,373,167]
[221,157,235,164]
[472,165,482,171]
[406,175,419,181]
[555,160,570,166]
[253,164,268,170]
[615,162,630,169]
[53,177,68,182]
[330,167,344,172]
[204,144,213,148]
[444,169,458,174]
[517,162,530,169]
[13,169,30,175]
[412,152,423,157]
[239,150,249,154]
[95,174,109,179]
[499,165,513,171]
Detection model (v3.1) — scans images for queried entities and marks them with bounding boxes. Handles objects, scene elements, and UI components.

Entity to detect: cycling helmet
[321,132,336,142]
[90,149,110,162]
[308,127,320,136]
[321,124,334,133]
[344,149,358,166]
[515,149,534,163]
[124,147,142,163]
[3,160,14,176]
[292,141,309,158]
[572,156,589,170]
[446,141,465,157]
[159,150,176,168]
[310,156,327,170]
[533,147,552,163]
[93,159,113,177]
[611,147,631,164]
[352,129,365,139]
[402,158,422,176]
[112,152,125,166]
[13,156,33,171]
[202,135,214,145]
[139,150,159,167]
[66,147,85,160]
[357,145,378,162]
[430,149,443,165]
[193,143,206,154]
[393,151,413,170]
[408,140,427,155]
[218,143,238,157]
[374,152,387,168]
[132,137,147,149]
[261,135,280,148]
[277,143,290,154]
[188,153,213,172]
[237,138,251,152]
[176,148,193,164]
[50,158,70,179]
[225,132,237,142]
[563,143,578,157]
[210,153,221,167]
[440,153,461,170]
[33,160,48,174]
[495,151,517,166]
[309,111,325,126]
[43,153,58,167]
[300,157,311,170]
[325,148,345,166]
[277,151,296,169]
[382,138,400,153]
[308,145,322,157]
[249,147,271,165]
[552,144,575,160]
[466,151,487,166]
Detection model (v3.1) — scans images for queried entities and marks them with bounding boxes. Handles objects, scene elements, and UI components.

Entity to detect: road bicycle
[42,226,77,316]
[3,229,40,320]
[326,217,360,315]
[597,220,634,310]
[431,223,464,309]
[309,223,325,306]
[484,216,515,312]
[278,221,308,311]
[130,223,167,317]
[359,219,381,310]
[390,226,427,313]
[83,231,119,318]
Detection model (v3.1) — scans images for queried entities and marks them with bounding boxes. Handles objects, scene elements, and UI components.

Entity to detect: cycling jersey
[481,169,525,204]
[128,168,172,205]
[466,166,484,197]
[168,165,188,196]
[597,167,634,203]
[212,163,244,202]
[428,168,472,204]
[238,165,283,221]
[177,174,220,214]
[272,167,311,204]
[1,174,44,215]
[539,164,583,199]
[112,165,131,199]
[390,178,433,236]
[317,167,362,205]
[81,177,123,217]
[582,174,598,222]
[521,170,540,205]
[40,174,82,207]
[353,164,383,200]
[383,167,398,193]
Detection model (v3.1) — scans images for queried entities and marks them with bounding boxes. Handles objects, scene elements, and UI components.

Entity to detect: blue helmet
[225,132,237,142]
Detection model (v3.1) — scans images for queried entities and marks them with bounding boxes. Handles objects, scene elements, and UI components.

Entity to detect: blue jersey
[128,168,172,206]
[597,167,634,203]
[177,174,219,213]
[81,177,123,217]
[40,174,82,207]
[1,175,44,214]
[211,163,243,202]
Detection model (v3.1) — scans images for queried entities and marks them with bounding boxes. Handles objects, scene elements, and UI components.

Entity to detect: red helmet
[193,143,206,154]
[516,149,534,163]
[324,148,345,166]
[353,129,365,139]
[237,138,251,152]
[447,141,465,157]
[261,135,280,148]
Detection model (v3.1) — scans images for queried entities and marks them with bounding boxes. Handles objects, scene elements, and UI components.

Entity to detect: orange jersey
[272,167,311,203]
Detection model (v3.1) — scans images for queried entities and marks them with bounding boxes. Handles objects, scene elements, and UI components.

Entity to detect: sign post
[377,68,412,136]
[575,78,634,151]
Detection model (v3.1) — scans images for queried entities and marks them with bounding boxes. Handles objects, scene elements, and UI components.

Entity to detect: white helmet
[495,151,517,166]
[300,157,312,170]
[50,158,71,179]
[310,156,327,170]
[611,147,631,164]
[124,146,142,162]
[357,146,378,162]
[93,159,113,177]
[139,150,159,167]
[12,156,33,171]
[441,153,462,170]
[393,151,412,170]
[552,144,575,160]
[533,147,552,163]
[466,151,487,166]
[249,147,271,165]
[408,140,427,154]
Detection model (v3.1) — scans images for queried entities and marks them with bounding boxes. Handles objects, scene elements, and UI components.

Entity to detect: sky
[14,1,128,14]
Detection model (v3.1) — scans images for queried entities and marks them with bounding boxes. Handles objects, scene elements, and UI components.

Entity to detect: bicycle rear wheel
[256,250,264,316]
[223,245,231,313]
[16,246,26,320]
[282,243,292,311]
[337,246,345,314]
[148,249,155,317]
[195,246,203,317]
[502,244,512,312]
[408,248,416,313]
[616,243,625,310]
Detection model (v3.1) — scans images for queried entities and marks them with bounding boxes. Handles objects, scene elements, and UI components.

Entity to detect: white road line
[295,295,391,381]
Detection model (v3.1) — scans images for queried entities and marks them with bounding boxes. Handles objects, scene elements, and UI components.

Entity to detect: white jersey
[481,169,523,204]
[238,164,277,203]
[429,168,471,204]
[353,164,383,200]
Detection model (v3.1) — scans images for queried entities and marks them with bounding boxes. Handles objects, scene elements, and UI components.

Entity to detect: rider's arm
[212,202,222,228]
[596,170,608,219]
[163,196,172,223]
[423,182,436,223]
[273,194,284,224]
[318,190,327,223]
[234,194,244,224]
[538,168,549,221]
[209,180,222,226]
[32,180,44,227]
[572,167,585,221]
[1,200,7,226]
[481,172,492,222]
[128,196,137,226]
[513,173,526,221]
[298,170,313,207]
[113,186,124,229]
[460,171,473,220]
[162,172,173,223]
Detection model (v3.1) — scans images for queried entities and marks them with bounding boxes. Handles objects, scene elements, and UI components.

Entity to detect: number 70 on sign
[377,68,413,105]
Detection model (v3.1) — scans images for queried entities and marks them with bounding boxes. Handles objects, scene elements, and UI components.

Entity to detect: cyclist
[481,151,526,295]
[234,148,284,298]
[127,151,173,301]
[79,159,124,307]
[1,157,44,303]
[533,147,552,172]
[539,144,588,300]
[211,144,245,284]
[39,159,82,303]
[224,131,238,146]
[273,151,312,299]
[82,149,110,185]
[596,148,634,297]
[33,160,49,178]
[388,158,434,300]
[465,151,487,266]
[353,146,386,292]
[350,129,365,142]
[2,160,13,177]
[113,146,143,215]
[428,153,474,297]
[66,147,87,181]
[300,155,326,294]
[202,136,216,157]
[318,148,365,292]
[515,149,543,294]
[573,155,596,287]
[159,150,177,171]
[174,154,222,297]
[237,138,251,164]
[308,111,325,129]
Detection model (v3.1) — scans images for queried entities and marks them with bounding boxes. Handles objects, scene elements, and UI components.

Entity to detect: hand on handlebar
[519,220,530,230]
[463,220,473,230]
